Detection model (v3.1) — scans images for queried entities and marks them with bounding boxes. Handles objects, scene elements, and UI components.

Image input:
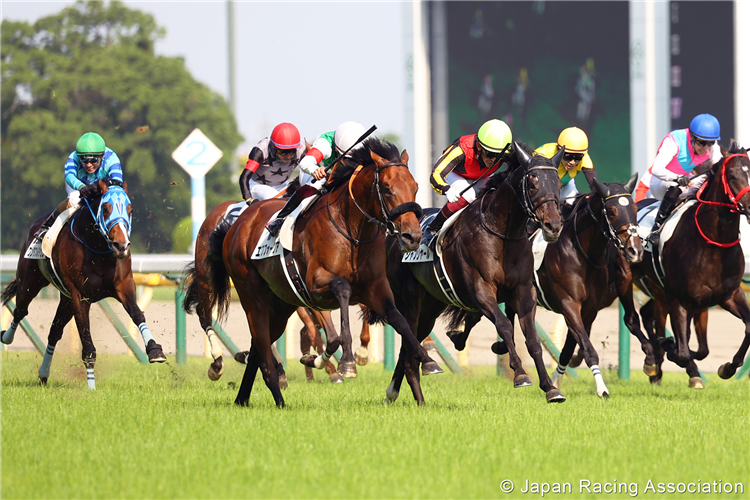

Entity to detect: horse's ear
[623,172,638,194]
[98,178,108,194]
[592,177,609,198]
[551,146,566,168]
[304,139,312,154]
[369,149,386,166]
[122,181,129,195]
[400,149,409,165]
[514,141,531,167]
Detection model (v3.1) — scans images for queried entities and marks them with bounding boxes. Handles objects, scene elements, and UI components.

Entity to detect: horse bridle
[570,192,638,268]
[74,187,132,253]
[327,161,423,245]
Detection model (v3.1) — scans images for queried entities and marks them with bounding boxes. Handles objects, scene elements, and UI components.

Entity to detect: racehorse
[631,142,750,387]
[1,179,166,388]
[385,142,565,405]
[507,175,652,397]
[204,138,438,407]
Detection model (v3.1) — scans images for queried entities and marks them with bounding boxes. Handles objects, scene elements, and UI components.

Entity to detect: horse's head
[514,141,563,241]
[94,178,132,258]
[592,174,643,263]
[717,142,750,219]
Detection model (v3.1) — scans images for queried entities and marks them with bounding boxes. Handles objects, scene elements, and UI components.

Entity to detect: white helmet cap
[334,121,366,153]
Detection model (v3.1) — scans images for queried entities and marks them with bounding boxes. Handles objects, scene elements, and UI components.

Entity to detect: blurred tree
[1,0,242,253]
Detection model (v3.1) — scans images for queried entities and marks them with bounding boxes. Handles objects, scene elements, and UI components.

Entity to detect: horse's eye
[382,186,392,196]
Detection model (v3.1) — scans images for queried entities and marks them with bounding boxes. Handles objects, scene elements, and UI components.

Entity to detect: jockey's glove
[676,175,690,187]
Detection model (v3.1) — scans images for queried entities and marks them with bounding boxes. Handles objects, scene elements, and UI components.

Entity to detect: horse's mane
[476,141,535,197]
[325,137,401,191]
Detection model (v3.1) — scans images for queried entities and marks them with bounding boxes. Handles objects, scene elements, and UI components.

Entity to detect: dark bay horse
[631,142,750,387]
[1,179,166,388]
[204,138,438,407]
[509,175,652,397]
[385,142,565,405]
[184,199,342,383]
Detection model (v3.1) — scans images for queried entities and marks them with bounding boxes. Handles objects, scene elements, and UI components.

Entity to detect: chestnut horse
[1,179,166,388]
[631,142,750,387]
[385,142,565,405]
[184,199,343,383]
[204,138,438,407]
[506,176,651,397]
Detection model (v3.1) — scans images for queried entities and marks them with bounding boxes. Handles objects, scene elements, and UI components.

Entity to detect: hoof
[1,329,14,345]
[354,346,369,366]
[337,361,357,379]
[146,340,166,363]
[446,331,466,351]
[650,376,662,386]
[305,367,314,381]
[513,374,532,388]
[299,355,317,368]
[491,341,508,355]
[718,362,736,379]
[599,391,610,398]
[329,373,344,384]
[207,357,224,381]
[688,376,705,389]
[385,381,399,404]
[39,377,48,386]
[546,389,566,403]
[643,364,658,377]
[234,351,249,364]
[422,338,438,352]
[278,373,288,390]
[421,361,443,375]
[234,397,249,407]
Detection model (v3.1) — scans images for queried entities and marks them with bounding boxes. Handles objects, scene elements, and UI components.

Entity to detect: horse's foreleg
[235,346,261,406]
[114,279,165,363]
[385,349,408,404]
[618,284,657,375]
[667,302,703,388]
[70,294,96,390]
[691,308,709,360]
[642,299,666,385]
[717,287,750,379]
[356,304,370,366]
[559,300,607,397]
[552,333,578,388]
[512,289,566,402]
[327,278,357,378]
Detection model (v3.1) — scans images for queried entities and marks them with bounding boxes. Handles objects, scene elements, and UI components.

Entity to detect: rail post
[384,324,395,370]
[175,288,187,365]
[4,301,45,354]
[618,302,631,380]
[97,299,149,364]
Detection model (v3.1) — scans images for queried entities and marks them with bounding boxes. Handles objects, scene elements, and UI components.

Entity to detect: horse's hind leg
[1,265,49,344]
[717,287,750,379]
[641,299,665,385]
[552,333,578,388]
[114,277,166,363]
[38,297,75,385]
[235,346,262,406]
[355,304,370,365]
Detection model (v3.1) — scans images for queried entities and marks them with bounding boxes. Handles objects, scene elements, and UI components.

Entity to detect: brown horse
[506,175,652,397]
[184,199,342,383]
[1,179,166,388]
[631,142,750,387]
[203,138,438,407]
[385,142,565,405]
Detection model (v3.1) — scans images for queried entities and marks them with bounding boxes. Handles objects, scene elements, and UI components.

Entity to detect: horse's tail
[441,305,468,332]
[1,276,19,306]
[182,262,200,313]
[206,219,232,322]
[359,305,386,326]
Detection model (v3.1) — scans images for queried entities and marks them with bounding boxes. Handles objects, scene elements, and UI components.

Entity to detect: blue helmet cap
[689,114,721,141]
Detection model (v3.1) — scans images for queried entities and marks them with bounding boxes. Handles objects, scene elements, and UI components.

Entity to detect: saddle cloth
[402,208,466,264]
[250,195,317,260]
[637,200,696,254]
[23,206,78,259]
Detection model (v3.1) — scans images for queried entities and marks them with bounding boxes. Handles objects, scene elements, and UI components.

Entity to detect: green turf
[2,352,748,499]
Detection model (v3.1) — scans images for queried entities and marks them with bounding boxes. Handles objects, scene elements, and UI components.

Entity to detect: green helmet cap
[477,119,512,153]
[76,132,106,155]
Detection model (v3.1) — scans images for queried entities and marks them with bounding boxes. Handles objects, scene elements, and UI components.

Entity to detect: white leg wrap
[591,365,609,397]
[86,368,96,390]
[385,381,400,404]
[138,322,154,345]
[313,351,332,369]
[206,327,223,360]
[2,320,18,344]
[39,344,56,379]
[551,364,567,388]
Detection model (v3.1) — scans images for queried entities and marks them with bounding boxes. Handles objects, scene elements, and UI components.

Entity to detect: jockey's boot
[33,209,60,242]
[266,191,303,237]
[648,186,681,246]
[422,210,449,247]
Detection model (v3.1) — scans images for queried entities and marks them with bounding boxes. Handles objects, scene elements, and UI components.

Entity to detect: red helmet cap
[270,122,301,149]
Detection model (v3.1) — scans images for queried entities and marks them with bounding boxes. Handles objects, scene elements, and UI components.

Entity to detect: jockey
[239,122,308,205]
[265,121,367,237]
[534,127,598,205]
[422,119,513,245]
[643,113,723,244]
[34,132,122,242]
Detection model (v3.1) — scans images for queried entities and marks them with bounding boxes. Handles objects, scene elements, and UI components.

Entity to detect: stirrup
[33,228,49,242]
[266,218,284,237]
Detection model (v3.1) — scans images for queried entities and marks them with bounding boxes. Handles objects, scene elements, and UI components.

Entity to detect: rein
[71,198,114,254]
[327,161,422,246]
[694,153,750,247]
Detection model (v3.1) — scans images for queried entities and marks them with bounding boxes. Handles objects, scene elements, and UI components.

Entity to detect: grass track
[2,352,748,499]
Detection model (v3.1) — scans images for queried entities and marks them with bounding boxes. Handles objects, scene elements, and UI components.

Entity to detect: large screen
[442,1,631,187]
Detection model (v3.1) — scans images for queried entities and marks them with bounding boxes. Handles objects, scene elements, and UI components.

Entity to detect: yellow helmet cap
[557,127,588,154]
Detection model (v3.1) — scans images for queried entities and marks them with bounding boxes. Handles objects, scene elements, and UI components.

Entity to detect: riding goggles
[80,155,103,165]
[693,139,715,148]
[275,148,296,158]
[563,152,584,163]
